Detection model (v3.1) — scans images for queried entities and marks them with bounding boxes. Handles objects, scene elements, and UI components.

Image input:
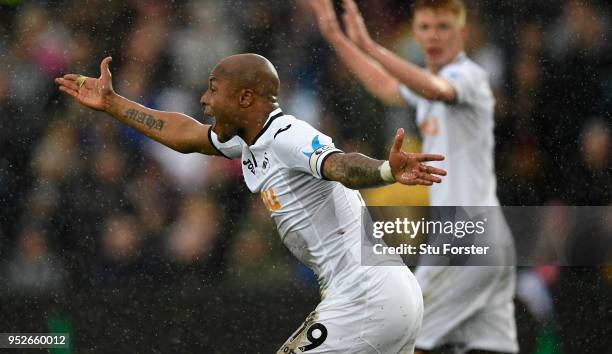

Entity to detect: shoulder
[268,115,300,141]
[440,55,488,82]
[269,116,321,147]
[269,116,337,161]
[440,54,494,106]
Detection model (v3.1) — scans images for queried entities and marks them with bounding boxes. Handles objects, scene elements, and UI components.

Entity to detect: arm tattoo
[323,153,385,189]
[125,108,165,131]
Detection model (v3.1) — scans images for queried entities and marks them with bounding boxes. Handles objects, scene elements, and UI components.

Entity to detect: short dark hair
[413,0,467,25]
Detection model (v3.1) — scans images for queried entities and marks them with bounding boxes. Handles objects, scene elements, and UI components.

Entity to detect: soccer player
[55,54,449,353]
[310,0,518,353]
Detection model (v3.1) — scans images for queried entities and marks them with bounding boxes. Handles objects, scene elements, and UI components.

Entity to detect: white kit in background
[400,53,518,353]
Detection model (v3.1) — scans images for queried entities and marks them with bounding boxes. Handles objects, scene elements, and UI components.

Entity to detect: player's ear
[239,89,254,108]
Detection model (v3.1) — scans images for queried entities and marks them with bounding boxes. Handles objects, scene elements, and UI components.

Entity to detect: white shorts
[277,267,423,354]
[415,266,518,353]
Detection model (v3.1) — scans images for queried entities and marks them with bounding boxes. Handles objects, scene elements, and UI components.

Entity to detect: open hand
[309,0,343,43]
[54,56,114,111]
[389,128,447,185]
[341,0,374,49]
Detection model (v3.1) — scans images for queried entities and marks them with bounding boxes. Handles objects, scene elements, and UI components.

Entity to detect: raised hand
[309,0,343,43]
[341,0,374,49]
[389,128,446,185]
[54,56,115,111]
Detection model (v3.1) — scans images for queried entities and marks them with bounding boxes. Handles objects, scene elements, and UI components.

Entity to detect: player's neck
[426,51,464,74]
[242,104,281,145]
[427,63,443,74]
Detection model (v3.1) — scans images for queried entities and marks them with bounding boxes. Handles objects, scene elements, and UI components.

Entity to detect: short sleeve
[273,121,343,179]
[208,128,243,159]
[399,84,421,107]
[439,64,479,105]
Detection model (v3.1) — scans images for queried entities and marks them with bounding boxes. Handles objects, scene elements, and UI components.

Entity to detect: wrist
[103,92,120,114]
[378,160,395,184]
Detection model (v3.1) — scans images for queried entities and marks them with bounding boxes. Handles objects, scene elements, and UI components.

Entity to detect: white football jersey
[401,54,518,353]
[209,108,373,300]
[400,52,498,206]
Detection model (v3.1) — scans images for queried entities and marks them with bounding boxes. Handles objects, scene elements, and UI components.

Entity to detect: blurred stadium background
[0,0,610,353]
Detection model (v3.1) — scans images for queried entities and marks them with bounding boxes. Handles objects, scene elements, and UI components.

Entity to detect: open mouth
[426,47,443,57]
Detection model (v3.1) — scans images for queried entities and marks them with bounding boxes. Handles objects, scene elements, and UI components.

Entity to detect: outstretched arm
[54,57,220,155]
[309,0,404,106]
[341,0,457,103]
[322,128,446,189]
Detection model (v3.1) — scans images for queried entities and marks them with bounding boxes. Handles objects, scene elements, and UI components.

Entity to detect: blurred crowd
[0,0,611,350]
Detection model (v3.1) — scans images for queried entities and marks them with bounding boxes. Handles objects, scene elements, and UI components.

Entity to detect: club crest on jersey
[262,152,270,171]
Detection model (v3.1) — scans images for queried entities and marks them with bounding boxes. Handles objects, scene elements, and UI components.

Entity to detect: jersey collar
[454,51,467,63]
[428,52,467,73]
[250,108,284,146]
